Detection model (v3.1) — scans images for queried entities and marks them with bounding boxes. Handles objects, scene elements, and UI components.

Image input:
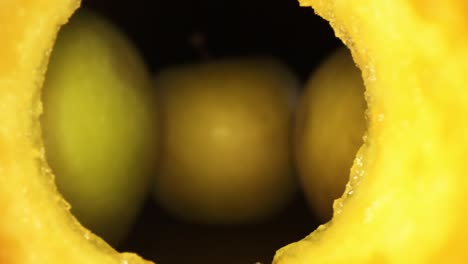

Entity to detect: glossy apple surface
[154,58,298,224]
[295,47,366,222]
[41,10,157,245]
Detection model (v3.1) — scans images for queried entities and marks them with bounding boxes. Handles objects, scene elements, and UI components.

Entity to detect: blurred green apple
[41,10,157,245]
[295,47,367,223]
[154,58,298,224]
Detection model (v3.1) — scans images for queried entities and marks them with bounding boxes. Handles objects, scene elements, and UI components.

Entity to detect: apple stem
[190,32,211,60]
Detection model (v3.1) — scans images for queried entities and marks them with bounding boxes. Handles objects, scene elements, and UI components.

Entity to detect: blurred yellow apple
[295,47,366,222]
[41,10,157,245]
[153,58,298,224]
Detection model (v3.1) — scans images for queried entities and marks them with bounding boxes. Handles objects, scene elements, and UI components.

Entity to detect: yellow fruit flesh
[7,0,468,263]
[0,1,151,263]
[275,0,468,263]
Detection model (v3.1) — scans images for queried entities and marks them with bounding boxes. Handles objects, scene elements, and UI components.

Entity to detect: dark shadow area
[82,0,341,80]
[120,193,318,264]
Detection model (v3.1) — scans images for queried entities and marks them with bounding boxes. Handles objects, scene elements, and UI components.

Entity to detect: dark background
[79,0,342,263]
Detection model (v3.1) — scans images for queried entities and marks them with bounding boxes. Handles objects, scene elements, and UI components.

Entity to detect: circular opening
[43,0,346,263]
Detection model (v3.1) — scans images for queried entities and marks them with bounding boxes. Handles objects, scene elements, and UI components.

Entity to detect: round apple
[295,47,367,223]
[154,58,298,224]
[41,10,157,245]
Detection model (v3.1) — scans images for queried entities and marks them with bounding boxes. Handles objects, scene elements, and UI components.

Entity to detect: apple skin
[41,10,157,245]
[153,58,299,224]
[294,47,366,223]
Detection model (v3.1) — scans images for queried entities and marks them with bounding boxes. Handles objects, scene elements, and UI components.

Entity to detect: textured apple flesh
[0,1,152,264]
[274,0,468,263]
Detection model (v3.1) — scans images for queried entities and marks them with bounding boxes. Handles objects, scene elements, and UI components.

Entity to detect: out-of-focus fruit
[154,58,298,224]
[41,10,157,245]
[0,1,151,263]
[295,47,366,222]
[274,0,468,263]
